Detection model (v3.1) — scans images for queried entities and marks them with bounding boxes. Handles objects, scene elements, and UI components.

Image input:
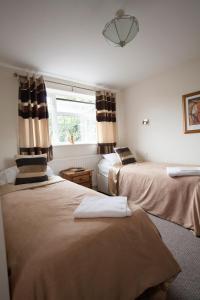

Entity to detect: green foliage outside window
[57,115,81,143]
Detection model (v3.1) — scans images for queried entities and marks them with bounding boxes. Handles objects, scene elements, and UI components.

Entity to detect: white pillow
[47,165,54,177]
[102,153,121,165]
[5,166,19,183]
[0,165,54,185]
[0,171,7,185]
[0,166,19,185]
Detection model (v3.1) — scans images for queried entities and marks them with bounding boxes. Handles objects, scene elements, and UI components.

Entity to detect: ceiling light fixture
[102,9,139,47]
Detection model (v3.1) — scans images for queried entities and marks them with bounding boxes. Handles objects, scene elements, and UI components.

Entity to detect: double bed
[0,175,180,300]
[97,159,200,236]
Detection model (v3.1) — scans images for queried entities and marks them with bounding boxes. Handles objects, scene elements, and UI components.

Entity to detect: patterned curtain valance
[96,91,117,154]
[18,75,53,161]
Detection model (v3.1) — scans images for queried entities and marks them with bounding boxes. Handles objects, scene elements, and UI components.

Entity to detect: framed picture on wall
[182,91,200,134]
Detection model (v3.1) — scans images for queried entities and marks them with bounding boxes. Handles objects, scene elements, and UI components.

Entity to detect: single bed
[0,176,180,300]
[105,161,200,236]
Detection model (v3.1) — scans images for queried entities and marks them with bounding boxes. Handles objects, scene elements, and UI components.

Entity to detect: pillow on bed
[0,165,54,186]
[114,147,136,165]
[0,166,18,185]
[15,154,48,185]
[46,165,54,177]
[102,153,121,165]
[0,171,7,185]
[0,164,54,186]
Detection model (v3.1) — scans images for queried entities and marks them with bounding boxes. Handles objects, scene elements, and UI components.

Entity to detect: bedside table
[59,168,93,188]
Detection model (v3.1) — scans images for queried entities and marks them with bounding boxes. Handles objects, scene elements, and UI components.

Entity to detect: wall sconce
[142,118,150,125]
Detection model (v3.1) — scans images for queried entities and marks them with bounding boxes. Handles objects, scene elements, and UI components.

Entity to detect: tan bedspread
[109,162,200,236]
[1,179,180,300]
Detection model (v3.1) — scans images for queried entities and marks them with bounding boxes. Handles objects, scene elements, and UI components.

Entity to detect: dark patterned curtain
[96,91,116,154]
[18,75,53,161]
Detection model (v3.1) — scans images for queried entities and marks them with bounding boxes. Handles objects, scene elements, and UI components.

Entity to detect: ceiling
[0,0,200,89]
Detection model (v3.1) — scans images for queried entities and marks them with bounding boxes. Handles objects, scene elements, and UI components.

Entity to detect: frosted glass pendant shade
[102,10,139,47]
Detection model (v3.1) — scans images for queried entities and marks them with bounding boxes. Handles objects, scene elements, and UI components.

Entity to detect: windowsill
[53,143,97,147]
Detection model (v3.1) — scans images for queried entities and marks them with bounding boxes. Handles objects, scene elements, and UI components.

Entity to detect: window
[47,88,97,145]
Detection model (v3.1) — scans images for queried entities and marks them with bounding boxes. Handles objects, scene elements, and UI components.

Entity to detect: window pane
[47,88,97,145]
[56,99,94,114]
[57,115,81,144]
[56,99,97,144]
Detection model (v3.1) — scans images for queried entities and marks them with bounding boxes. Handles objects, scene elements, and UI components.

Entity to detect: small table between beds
[59,168,93,188]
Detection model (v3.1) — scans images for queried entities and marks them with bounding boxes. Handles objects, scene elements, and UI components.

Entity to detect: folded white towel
[167,167,200,177]
[74,196,132,219]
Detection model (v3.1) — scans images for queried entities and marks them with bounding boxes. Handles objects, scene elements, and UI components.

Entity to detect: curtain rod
[45,79,96,93]
[13,72,96,93]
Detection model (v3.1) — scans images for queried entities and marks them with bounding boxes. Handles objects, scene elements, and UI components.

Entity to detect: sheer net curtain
[18,75,53,161]
[96,91,116,154]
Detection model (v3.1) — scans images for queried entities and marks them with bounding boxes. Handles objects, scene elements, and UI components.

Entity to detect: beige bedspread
[109,162,200,236]
[1,179,180,300]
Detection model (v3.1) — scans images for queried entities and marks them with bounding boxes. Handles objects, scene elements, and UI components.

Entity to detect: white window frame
[47,88,97,146]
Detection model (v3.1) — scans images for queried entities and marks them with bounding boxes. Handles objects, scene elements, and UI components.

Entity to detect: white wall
[0,67,18,169]
[122,58,200,164]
